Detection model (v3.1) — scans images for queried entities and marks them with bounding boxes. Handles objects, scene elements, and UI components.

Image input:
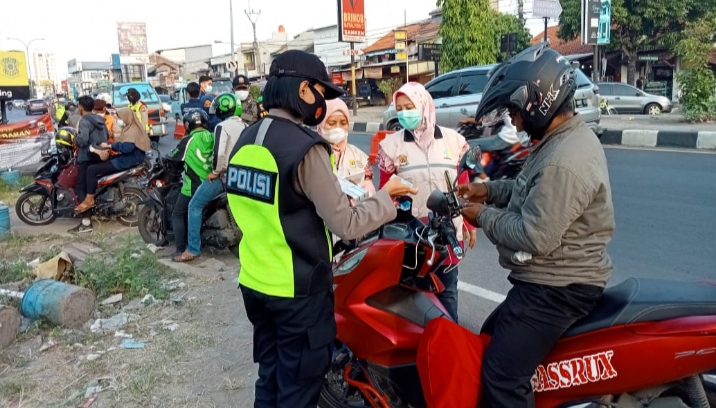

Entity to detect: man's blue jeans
[187,178,224,255]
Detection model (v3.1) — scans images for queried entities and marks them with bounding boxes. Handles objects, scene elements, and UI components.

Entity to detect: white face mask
[116,119,125,128]
[204,85,213,94]
[323,128,348,144]
[235,90,250,101]
[517,131,531,147]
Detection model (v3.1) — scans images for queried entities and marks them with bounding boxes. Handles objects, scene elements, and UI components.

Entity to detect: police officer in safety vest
[225,50,418,408]
[125,88,149,134]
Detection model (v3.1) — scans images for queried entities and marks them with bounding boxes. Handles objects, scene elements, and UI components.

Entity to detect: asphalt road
[7,107,716,334]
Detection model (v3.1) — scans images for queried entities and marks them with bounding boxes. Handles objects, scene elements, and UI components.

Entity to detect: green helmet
[209,93,242,121]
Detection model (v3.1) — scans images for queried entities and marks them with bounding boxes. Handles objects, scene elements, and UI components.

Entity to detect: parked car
[597,82,672,115]
[12,100,26,109]
[574,68,603,136]
[111,82,168,142]
[382,65,603,136]
[159,94,172,114]
[25,99,48,115]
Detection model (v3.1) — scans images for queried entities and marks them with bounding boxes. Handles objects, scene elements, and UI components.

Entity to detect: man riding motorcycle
[458,43,615,408]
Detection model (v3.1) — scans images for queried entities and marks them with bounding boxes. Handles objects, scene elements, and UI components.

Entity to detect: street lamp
[6,37,44,98]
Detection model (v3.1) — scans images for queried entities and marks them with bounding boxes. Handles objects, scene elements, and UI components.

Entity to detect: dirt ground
[0,225,257,408]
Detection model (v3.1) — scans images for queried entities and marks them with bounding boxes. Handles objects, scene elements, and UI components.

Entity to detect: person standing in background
[232,75,259,125]
[180,82,204,117]
[199,75,215,112]
[126,88,149,135]
[377,82,477,322]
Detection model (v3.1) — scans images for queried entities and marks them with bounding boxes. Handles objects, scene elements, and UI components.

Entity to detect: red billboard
[338,0,366,43]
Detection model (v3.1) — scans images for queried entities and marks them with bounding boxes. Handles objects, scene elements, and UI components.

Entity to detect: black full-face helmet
[475,42,577,136]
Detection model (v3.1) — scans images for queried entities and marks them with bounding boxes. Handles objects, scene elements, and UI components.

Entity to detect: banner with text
[338,0,366,43]
[581,0,600,45]
[0,51,30,101]
[0,113,54,169]
[597,0,611,45]
[117,22,150,64]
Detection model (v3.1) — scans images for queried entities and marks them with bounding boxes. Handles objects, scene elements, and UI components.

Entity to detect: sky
[0,0,441,80]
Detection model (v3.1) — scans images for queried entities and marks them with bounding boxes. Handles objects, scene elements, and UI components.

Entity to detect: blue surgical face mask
[397,109,422,131]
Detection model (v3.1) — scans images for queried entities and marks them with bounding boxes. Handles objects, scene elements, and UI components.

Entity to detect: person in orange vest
[93,99,116,139]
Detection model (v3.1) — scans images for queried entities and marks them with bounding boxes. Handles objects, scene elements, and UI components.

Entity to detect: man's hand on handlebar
[457,183,488,204]
[459,117,480,125]
[383,177,419,198]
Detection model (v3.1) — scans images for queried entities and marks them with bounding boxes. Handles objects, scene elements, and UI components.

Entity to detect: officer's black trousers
[480,278,603,408]
[240,285,336,408]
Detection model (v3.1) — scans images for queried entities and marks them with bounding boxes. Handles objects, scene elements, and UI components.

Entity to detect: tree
[557,0,716,85]
[674,14,716,122]
[438,0,531,72]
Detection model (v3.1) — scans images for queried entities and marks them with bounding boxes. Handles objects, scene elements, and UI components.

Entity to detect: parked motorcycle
[7,103,12,111]
[15,144,148,227]
[319,163,716,408]
[137,155,242,255]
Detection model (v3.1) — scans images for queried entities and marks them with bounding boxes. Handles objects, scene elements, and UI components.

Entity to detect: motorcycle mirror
[459,146,482,174]
[426,190,449,216]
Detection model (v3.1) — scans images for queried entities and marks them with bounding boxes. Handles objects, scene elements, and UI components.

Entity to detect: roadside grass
[0,175,35,205]
[0,234,64,284]
[74,235,177,301]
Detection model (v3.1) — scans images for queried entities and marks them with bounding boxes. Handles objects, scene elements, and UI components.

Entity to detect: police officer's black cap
[232,75,250,88]
[124,88,139,97]
[269,50,344,100]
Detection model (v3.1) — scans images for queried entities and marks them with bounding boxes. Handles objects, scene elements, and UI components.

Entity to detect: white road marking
[458,281,506,303]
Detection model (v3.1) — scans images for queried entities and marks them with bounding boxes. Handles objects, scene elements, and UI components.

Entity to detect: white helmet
[97,93,113,104]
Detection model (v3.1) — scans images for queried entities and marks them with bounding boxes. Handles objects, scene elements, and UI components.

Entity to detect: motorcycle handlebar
[439,220,464,260]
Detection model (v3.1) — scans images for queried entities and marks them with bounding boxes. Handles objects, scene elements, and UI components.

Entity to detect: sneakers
[68,219,93,234]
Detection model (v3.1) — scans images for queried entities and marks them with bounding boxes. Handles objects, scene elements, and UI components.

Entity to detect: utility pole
[405,10,409,84]
[518,0,525,23]
[230,0,236,76]
[543,17,549,42]
[245,7,262,79]
[350,43,357,117]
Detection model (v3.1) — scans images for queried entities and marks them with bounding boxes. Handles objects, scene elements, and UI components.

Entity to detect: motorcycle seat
[563,278,716,338]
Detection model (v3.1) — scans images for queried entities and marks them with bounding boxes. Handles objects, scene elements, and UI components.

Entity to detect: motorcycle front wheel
[137,205,168,246]
[117,187,145,227]
[15,191,57,226]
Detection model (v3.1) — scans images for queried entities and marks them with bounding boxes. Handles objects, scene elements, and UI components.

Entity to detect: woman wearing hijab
[317,98,376,198]
[377,82,476,322]
[74,107,150,213]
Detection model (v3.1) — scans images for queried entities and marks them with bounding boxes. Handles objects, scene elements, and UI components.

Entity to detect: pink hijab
[394,82,436,151]
[317,98,351,154]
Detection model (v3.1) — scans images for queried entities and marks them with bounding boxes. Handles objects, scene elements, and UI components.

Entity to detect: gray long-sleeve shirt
[476,115,615,288]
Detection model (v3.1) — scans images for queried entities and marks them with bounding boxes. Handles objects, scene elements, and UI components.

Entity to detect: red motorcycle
[319,168,716,408]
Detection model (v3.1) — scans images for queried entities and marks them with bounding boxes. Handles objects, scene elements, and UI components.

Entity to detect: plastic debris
[100,293,123,305]
[120,339,145,349]
[141,294,157,305]
[39,338,56,352]
[114,330,132,338]
[90,313,139,333]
